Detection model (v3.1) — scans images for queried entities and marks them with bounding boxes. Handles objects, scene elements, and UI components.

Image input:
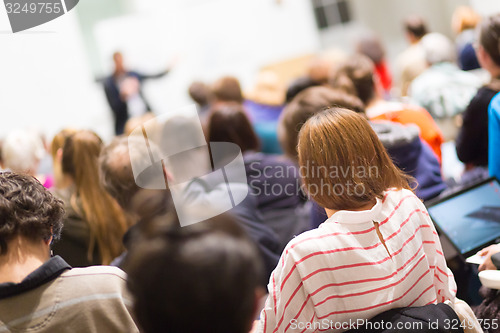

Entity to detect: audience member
[0,172,138,332]
[123,113,156,136]
[452,6,481,71]
[410,33,481,140]
[50,128,77,189]
[52,130,129,266]
[126,213,264,333]
[356,33,392,96]
[2,129,53,188]
[280,86,445,228]
[212,76,244,104]
[259,108,457,332]
[456,13,500,183]
[188,80,213,117]
[99,136,281,280]
[244,71,285,154]
[103,51,170,135]
[285,76,319,103]
[330,54,444,160]
[206,102,309,249]
[396,15,429,96]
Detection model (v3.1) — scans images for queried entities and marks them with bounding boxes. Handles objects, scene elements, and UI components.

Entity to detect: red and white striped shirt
[258,189,457,333]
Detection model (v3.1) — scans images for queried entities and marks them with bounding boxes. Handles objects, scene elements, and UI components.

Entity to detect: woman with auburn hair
[52,130,129,266]
[258,108,459,332]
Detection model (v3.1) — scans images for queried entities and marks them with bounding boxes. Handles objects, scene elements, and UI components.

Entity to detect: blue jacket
[489,92,500,180]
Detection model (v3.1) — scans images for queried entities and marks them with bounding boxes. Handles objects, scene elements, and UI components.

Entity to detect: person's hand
[478,244,500,271]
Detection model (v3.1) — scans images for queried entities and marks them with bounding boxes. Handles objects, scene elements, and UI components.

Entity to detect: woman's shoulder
[382,188,422,207]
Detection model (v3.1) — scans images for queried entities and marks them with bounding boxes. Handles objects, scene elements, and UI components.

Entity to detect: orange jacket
[370,104,444,161]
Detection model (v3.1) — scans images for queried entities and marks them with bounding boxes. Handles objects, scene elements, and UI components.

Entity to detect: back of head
[404,15,428,40]
[126,214,263,333]
[206,102,260,153]
[2,130,45,174]
[356,33,386,65]
[62,130,127,264]
[479,13,500,67]
[0,172,64,254]
[51,128,77,160]
[420,33,456,65]
[329,54,376,105]
[452,6,480,34]
[297,108,411,211]
[99,136,144,211]
[279,86,365,161]
[285,76,318,103]
[247,71,285,106]
[188,81,213,107]
[212,76,244,103]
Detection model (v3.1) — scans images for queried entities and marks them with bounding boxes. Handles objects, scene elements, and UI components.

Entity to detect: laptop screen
[427,179,500,257]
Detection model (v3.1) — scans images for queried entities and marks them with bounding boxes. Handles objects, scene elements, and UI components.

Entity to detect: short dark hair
[126,214,263,333]
[279,86,365,161]
[329,54,376,105]
[188,81,212,107]
[480,14,500,67]
[0,172,65,254]
[206,102,260,153]
[285,76,318,103]
[404,15,428,40]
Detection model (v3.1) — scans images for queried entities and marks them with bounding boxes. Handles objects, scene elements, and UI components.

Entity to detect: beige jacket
[0,260,138,333]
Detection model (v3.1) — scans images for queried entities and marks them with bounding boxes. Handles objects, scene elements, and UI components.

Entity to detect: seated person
[452,6,481,71]
[330,54,444,160]
[2,129,53,188]
[188,80,213,119]
[0,172,138,332]
[409,33,481,141]
[474,244,500,332]
[456,14,500,182]
[205,102,310,249]
[126,213,264,333]
[259,108,457,332]
[99,136,281,280]
[279,86,445,227]
[213,75,283,154]
[52,130,129,267]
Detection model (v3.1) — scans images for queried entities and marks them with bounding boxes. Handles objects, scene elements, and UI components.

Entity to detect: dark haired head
[212,76,244,103]
[188,81,212,108]
[404,15,428,40]
[99,136,142,209]
[329,54,376,105]
[206,102,260,153]
[479,14,500,67]
[285,76,319,103]
[0,172,64,254]
[126,214,263,333]
[356,33,386,64]
[279,86,365,161]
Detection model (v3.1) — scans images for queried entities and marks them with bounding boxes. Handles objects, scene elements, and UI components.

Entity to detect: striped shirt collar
[326,197,383,224]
